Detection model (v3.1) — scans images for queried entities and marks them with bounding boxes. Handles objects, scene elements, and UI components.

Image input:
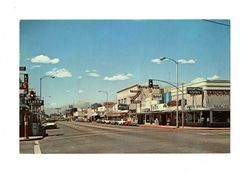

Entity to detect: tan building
[116,84,164,123]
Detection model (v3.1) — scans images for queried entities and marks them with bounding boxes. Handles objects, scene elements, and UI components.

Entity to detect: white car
[117,119,126,125]
[43,122,57,129]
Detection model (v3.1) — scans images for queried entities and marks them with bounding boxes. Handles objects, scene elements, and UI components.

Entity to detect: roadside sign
[187,87,202,95]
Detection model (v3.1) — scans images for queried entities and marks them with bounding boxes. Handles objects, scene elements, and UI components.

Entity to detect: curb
[139,125,230,130]
[19,136,44,141]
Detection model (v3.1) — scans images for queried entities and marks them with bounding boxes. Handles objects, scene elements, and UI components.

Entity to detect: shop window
[213,111,230,122]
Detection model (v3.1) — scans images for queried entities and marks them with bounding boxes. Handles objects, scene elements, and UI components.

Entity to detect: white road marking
[34,140,42,154]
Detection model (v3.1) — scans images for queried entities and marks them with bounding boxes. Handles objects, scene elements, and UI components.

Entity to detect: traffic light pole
[149,78,185,128]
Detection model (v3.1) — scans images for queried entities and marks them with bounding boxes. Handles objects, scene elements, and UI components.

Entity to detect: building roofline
[187,79,230,85]
[117,84,139,93]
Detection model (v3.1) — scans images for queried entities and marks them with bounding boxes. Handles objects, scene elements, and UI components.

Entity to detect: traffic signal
[149,79,153,88]
[30,90,36,100]
[24,74,28,83]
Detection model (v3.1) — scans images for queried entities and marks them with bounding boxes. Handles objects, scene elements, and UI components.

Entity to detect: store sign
[151,104,167,111]
[26,99,44,106]
[187,87,202,95]
[118,104,129,110]
[207,90,230,96]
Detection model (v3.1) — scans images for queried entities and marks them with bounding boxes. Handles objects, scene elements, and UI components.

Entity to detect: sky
[20,20,230,109]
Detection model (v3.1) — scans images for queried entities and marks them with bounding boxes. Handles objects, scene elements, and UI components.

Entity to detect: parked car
[118,119,126,125]
[123,120,132,126]
[109,119,117,125]
[96,119,102,123]
[104,119,111,124]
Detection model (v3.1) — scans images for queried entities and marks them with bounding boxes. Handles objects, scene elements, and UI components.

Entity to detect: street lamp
[98,90,109,119]
[40,75,55,100]
[159,57,179,128]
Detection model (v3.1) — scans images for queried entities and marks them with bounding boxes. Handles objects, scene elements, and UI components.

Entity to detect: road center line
[34,140,42,154]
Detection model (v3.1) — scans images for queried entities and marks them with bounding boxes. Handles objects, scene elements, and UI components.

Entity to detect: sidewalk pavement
[139,124,230,130]
[20,136,44,141]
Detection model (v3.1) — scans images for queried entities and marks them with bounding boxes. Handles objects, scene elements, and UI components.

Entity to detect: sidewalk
[139,124,230,130]
[19,136,44,141]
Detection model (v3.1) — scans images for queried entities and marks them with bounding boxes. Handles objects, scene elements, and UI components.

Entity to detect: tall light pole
[40,75,55,100]
[98,90,109,119]
[40,75,55,119]
[159,57,179,128]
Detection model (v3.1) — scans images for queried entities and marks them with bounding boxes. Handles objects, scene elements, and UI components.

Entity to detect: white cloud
[87,72,100,77]
[31,55,60,64]
[177,59,196,64]
[30,65,41,69]
[66,90,71,93]
[191,75,220,83]
[77,76,82,79]
[85,69,100,77]
[152,57,196,65]
[207,75,220,80]
[104,73,133,81]
[46,68,72,78]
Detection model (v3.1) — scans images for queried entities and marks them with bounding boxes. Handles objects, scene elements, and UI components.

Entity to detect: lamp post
[98,90,109,119]
[40,75,55,120]
[40,75,55,100]
[159,57,179,128]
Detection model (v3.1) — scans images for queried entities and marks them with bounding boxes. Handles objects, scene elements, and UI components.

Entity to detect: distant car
[43,122,57,129]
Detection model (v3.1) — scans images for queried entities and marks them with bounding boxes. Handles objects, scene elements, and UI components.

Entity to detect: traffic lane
[40,121,143,153]
[75,122,230,153]
[39,121,230,153]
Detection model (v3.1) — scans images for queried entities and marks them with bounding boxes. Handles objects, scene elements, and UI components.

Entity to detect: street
[20,121,230,153]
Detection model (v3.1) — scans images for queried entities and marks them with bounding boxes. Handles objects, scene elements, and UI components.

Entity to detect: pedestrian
[167,118,170,126]
[155,118,159,125]
[206,117,210,127]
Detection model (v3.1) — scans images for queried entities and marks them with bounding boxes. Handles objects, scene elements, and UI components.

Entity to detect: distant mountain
[45,101,93,115]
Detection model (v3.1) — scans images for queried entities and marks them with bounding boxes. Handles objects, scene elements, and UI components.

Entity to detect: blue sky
[20,20,230,108]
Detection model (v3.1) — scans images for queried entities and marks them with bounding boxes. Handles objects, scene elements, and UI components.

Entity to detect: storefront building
[115,79,230,127]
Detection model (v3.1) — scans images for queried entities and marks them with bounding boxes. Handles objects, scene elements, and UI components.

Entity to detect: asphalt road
[20,121,230,153]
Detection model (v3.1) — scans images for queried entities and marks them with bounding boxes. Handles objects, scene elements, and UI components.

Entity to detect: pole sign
[19,66,26,71]
[187,87,202,95]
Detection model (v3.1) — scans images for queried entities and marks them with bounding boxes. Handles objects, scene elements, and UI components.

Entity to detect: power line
[203,19,230,27]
